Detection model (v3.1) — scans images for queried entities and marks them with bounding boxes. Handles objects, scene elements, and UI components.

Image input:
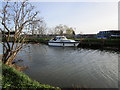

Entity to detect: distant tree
[0,1,42,66]
[72,30,75,35]
[48,27,55,35]
[66,27,75,35]
[31,21,39,35]
[31,19,46,36]
[38,21,47,36]
[48,24,76,36]
[54,24,65,35]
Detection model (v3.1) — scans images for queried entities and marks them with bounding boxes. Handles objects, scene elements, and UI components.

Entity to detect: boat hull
[48,42,79,47]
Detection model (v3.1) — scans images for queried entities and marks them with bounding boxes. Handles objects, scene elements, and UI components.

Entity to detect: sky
[32,2,118,34]
[0,0,118,34]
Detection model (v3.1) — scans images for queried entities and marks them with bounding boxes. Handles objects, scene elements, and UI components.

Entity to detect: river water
[0,43,118,88]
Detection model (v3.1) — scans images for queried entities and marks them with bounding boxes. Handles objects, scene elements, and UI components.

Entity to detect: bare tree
[38,21,47,36]
[0,1,42,66]
[31,20,39,36]
[48,27,56,35]
[54,24,65,35]
[49,24,76,36]
[29,18,46,37]
[66,27,75,35]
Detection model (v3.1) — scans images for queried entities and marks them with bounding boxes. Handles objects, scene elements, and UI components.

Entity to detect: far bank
[25,37,120,51]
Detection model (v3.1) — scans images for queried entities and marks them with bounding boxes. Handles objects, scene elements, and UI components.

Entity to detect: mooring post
[74,43,75,47]
[63,42,64,47]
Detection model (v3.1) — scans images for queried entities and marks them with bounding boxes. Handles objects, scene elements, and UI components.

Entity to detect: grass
[2,63,60,89]
[0,61,2,89]
[3,36,120,46]
[25,38,50,44]
[79,38,120,46]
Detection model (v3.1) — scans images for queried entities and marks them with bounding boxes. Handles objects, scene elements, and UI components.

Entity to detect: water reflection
[0,43,118,88]
[15,44,118,88]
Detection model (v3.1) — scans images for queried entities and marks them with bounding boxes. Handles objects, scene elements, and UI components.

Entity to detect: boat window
[53,37,57,41]
[54,36,67,40]
[56,37,59,39]
[62,37,66,39]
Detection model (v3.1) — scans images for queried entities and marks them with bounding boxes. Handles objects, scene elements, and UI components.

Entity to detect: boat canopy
[53,36,67,40]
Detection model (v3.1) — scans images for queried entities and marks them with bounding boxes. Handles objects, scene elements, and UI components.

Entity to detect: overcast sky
[32,2,118,34]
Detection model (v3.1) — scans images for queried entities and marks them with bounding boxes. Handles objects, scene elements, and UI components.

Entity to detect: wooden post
[63,42,64,47]
[74,43,75,47]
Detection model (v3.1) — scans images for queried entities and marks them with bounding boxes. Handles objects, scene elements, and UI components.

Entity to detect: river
[0,43,118,88]
[15,44,118,88]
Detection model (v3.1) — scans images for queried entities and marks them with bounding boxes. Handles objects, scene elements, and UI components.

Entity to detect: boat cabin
[52,36,67,41]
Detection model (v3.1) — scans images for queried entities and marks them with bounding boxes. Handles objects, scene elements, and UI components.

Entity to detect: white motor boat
[48,36,79,47]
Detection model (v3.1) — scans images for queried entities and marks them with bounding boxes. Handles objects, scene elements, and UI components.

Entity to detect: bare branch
[1,1,42,65]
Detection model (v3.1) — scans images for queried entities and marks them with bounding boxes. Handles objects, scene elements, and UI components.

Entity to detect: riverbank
[25,38,120,51]
[77,38,120,51]
[1,62,60,89]
[2,37,120,51]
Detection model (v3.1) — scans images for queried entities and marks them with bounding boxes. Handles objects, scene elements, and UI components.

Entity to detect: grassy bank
[3,37,120,46]
[25,38,50,44]
[26,37,120,47]
[0,61,2,89]
[77,38,120,48]
[2,37,120,50]
[78,38,120,45]
[2,63,60,89]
